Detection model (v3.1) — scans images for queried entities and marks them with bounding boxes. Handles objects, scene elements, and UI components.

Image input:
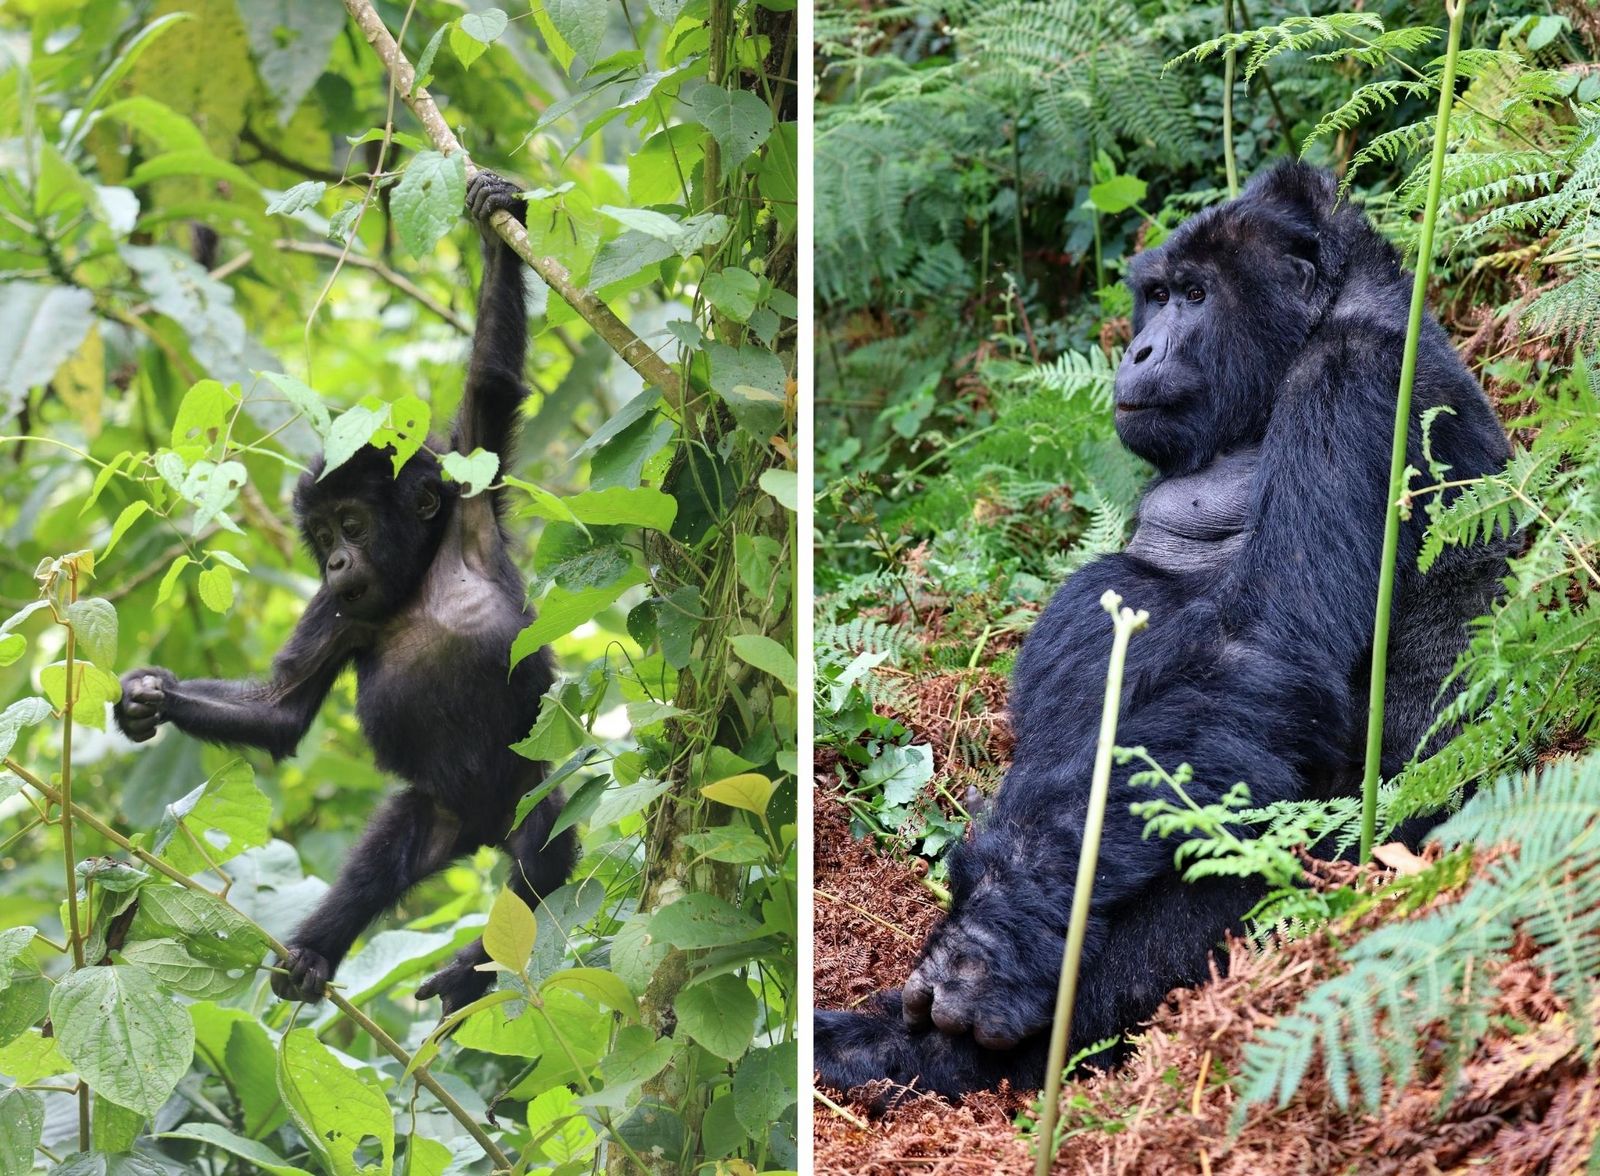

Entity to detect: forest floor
[812,669,1600,1175]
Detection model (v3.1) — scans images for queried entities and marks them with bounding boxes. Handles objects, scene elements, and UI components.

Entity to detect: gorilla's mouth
[340,585,369,605]
[1115,401,1157,413]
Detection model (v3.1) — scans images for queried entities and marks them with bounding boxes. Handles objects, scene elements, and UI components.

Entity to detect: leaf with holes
[370,393,431,475]
[392,150,466,258]
[691,86,773,179]
[276,1029,394,1176]
[49,966,194,1116]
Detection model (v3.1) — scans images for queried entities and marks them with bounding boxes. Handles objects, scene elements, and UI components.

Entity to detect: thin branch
[277,238,471,332]
[338,0,682,407]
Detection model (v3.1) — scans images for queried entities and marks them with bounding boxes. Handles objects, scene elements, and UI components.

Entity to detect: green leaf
[596,207,731,258]
[49,965,195,1116]
[441,447,500,496]
[861,743,934,807]
[102,500,152,560]
[369,393,431,475]
[0,635,21,668]
[1088,174,1147,215]
[459,8,508,43]
[728,633,796,688]
[258,371,331,436]
[321,402,385,476]
[40,661,121,729]
[0,927,36,994]
[265,181,326,216]
[650,893,763,950]
[159,1124,313,1176]
[155,555,192,606]
[0,283,95,415]
[392,149,467,258]
[758,467,797,510]
[1526,14,1566,51]
[706,342,787,441]
[0,1087,43,1176]
[524,1086,598,1165]
[449,22,489,67]
[680,826,771,864]
[130,885,269,971]
[169,378,234,453]
[119,938,252,999]
[0,698,51,761]
[275,1029,394,1176]
[542,967,639,1020]
[512,569,646,663]
[196,564,234,613]
[700,772,777,817]
[155,759,270,875]
[526,486,679,532]
[512,688,590,762]
[544,0,609,63]
[674,974,756,1060]
[484,885,537,972]
[701,267,761,321]
[413,26,447,92]
[577,1024,676,1110]
[691,85,774,180]
[732,1041,797,1135]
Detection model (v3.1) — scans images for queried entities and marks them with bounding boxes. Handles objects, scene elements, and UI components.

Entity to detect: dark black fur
[815,162,1511,1103]
[114,173,575,1013]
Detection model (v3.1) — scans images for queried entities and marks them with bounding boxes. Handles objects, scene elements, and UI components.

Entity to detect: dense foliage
[0,2,796,1174]
[814,0,1600,1148]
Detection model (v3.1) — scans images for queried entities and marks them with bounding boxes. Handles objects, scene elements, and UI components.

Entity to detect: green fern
[1239,753,1600,1118]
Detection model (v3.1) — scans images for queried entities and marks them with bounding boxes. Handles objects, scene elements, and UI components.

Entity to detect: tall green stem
[1359,0,1467,862]
[1223,0,1239,198]
[1033,591,1148,1176]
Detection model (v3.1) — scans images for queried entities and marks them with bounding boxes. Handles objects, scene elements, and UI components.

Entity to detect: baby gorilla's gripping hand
[466,170,527,232]
[114,667,177,742]
[271,944,331,1004]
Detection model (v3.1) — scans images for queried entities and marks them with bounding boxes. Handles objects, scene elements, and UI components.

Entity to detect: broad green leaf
[392,150,466,258]
[0,1087,43,1176]
[459,9,508,43]
[732,1041,797,1135]
[321,402,385,477]
[197,564,234,613]
[159,1123,313,1176]
[728,633,796,688]
[169,378,234,453]
[0,927,36,993]
[0,283,95,415]
[92,1091,143,1152]
[155,760,270,875]
[758,467,797,510]
[49,965,194,1116]
[589,777,671,829]
[120,938,252,999]
[0,1031,63,1084]
[265,181,326,216]
[441,447,500,496]
[1088,174,1147,215]
[449,22,490,68]
[39,661,121,728]
[680,826,771,864]
[674,974,756,1060]
[484,885,537,972]
[258,371,332,436]
[701,772,776,817]
[701,267,761,321]
[370,394,431,475]
[577,1024,675,1110]
[650,893,763,950]
[690,86,774,179]
[525,1086,598,1164]
[511,569,646,663]
[542,967,638,1020]
[544,0,608,63]
[276,1029,394,1176]
[707,343,787,437]
[861,743,935,807]
[130,885,269,971]
[0,698,51,760]
[526,486,678,531]
[512,687,590,762]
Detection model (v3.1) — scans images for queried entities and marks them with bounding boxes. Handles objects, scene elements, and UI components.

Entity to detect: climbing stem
[1359,0,1466,862]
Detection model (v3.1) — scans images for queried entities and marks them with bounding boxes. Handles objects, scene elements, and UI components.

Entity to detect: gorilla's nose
[328,551,349,573]
[1130,334,1167,365]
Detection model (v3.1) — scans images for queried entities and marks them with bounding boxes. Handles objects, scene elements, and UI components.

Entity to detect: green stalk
[1359,0,1467,863]
[1223,0,1239,198]
[1032,591,1148,1176]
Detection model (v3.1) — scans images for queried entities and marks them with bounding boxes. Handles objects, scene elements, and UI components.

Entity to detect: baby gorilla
[115,171,575,1013]
[816,161,1510,1102]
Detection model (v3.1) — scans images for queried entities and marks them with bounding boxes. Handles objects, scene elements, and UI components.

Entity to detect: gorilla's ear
[1287,255,1317,299]
[416,486,441,521]
[1247,159,1337,218]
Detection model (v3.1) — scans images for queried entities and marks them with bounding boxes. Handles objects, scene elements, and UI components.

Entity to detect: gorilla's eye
[341,516,364,540]
[313,527,333,550]
[1186,286,1205,303]
[1151,286,1170,305]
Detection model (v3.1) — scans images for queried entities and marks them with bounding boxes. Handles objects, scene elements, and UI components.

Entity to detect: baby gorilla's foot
[271,945,331,1003]
[900,921,1056,1050]
[414,942,493,1015]
[465,170,526,227]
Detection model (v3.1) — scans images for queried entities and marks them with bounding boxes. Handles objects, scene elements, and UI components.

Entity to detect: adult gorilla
[815,161,1511,1100]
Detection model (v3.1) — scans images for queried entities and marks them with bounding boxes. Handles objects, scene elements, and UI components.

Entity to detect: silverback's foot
[415,944,494,1015]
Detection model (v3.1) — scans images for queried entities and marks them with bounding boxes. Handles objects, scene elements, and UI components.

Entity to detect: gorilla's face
[1114,193,1325,476]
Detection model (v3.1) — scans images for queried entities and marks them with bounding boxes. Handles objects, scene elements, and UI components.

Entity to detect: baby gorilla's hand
[114,668,176,742]
[271,945,331,1003]
[466,170,526,229]
[415,940,494,1015]
[900,918,1058,1050]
